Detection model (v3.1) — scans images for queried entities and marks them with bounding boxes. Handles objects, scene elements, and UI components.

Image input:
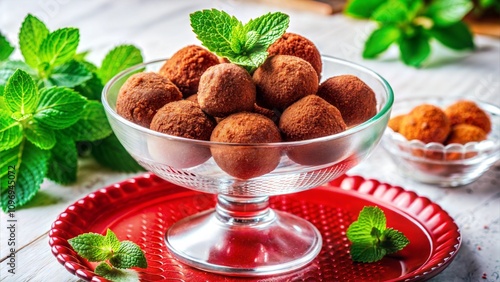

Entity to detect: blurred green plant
[0,15,144,212]
[344,0,476,67]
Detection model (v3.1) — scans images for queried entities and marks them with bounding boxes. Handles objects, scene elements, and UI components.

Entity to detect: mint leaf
[398,28,430,67]
[46,133,78,184]
[350,241,387,263]
[109,241,148,269]
[95,262,140,282]
[98,45,143,84]
[190,9,289,72]
[372,0,410,24]
[381,228,410,254]
[19,14,49,69]
[64,101,112,141]
[46,60,92,87]
[38,28,79,68]
[105,229,122,253]
[363,25,400,58]
[0,61,38,95]
[428,21,475,50]
[91,134,144,172]
[426,0,473,26]
[0,110,23,151]
[190,9,239,59]
[244,12,290,50]
[346,206,410,263]
[0,33,14,61]
[68,232,114,262]
[34,87,86,129]
[24,121,56,150]
[1,141,49,211]
[73,72,104,100]
[344,0,387,18]
[4,69,39,114]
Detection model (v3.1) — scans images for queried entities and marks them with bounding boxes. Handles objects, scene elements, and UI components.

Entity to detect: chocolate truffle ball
[210,112,282,179]
[445,124,487,145]
[198,63,256,117]
[279,95,346,141]
[280,95,348,165]
[399,104,450,144]
[268,32,322,77]
[150,100,215,140]
[116,72,182,128]
[445,100,491,133]
[159,45,220,97]
[253,55,318,111]
[148,100,216,169]
[317,75,377,127]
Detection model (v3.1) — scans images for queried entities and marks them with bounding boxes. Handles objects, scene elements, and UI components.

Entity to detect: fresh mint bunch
[346,206,409,263]
[344,0,475,67]
[0,14,144,212]
[190,9,289,72]
[69,229,147,282]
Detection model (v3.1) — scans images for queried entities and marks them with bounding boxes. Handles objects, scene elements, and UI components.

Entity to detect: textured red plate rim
[49,173,461,282]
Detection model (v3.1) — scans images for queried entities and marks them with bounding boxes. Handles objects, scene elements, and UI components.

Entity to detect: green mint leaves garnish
[346,206,409,263]
[0,14,145,212]
[69,229,147,282]
[190,9,289,72]
[344,0,475,67]
[0,32,14,62]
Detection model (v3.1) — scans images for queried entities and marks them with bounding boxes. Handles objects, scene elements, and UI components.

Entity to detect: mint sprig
[190,9,289,72]
[346,206,409,263]
[0,15,145,212]
[69,229,147,282]
[344,0,475,67]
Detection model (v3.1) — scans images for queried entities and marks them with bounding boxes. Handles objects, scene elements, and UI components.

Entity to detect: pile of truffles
[389,100,492,147]
[116,33,377,178]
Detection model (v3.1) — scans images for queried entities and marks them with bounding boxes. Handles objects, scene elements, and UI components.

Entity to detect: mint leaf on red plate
[347,206,409,263]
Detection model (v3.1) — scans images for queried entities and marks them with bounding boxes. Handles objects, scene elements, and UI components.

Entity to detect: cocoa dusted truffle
[159,45,220,97]
[253,55,318,111]
[399,104,450,144]
[317,74,377,127]
[279,95,346,141]
[148,100,215,169]
[445,100,491,133]
[280,95,348,165]
[267,32,322,77]
[445,124,487,145]
[116,72,182,128]
[210,112,282,179]
[150,100,216,140]
[198,63,256,117]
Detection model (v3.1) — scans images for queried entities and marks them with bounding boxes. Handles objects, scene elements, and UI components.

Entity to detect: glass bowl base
[165,206,322,276]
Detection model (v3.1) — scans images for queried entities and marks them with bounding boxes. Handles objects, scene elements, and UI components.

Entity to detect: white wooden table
[1,1,499,281]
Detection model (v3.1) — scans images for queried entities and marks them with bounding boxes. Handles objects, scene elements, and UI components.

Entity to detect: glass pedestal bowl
[102,56,393,277]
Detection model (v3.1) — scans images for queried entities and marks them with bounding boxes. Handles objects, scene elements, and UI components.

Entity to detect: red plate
[49,173,460,281]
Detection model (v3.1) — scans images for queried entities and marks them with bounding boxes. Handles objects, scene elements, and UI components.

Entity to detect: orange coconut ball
[388,115,405,133]
[444,100,491,133]
[399,104,450,144]
[445,124,487,145]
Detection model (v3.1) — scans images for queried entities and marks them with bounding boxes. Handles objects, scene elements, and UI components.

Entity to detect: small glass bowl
[381,96,500,187]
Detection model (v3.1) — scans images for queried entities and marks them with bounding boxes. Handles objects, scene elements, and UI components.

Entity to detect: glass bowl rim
[102,55,394,147]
